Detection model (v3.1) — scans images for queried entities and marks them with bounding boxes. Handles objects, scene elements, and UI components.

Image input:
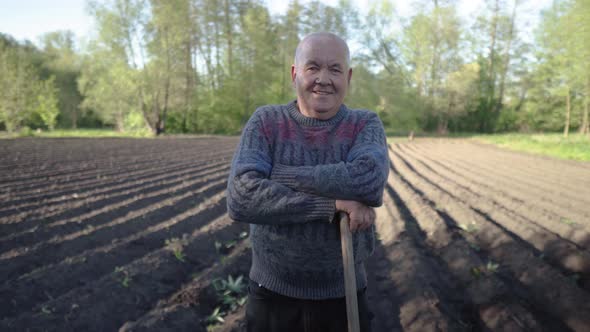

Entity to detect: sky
[0,0,95,45]
[0,0,552,48]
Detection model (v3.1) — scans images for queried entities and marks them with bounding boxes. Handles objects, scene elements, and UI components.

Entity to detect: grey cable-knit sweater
[226,100,389,300]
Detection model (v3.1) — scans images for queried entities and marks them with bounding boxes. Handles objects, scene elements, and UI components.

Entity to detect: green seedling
[222,293,248,311]
[121,274,131,287]
[236,295,248,307]
[205,306,225,325]
[459,223,479,233]
[222,293,239,310]
[114,266,132,287]
[174,250,185,262]
[470,267,482,279]
[471,261,499,279]
[226,275,245,294]
[468,242,481,252]
[165,235,190,262]
[485,261,499,273]
[560,218,577,226]
[41,305,52,315]
[213,275,246,295]
[211,274,248,312]
[215,232,248,257]
[215,236,245,256]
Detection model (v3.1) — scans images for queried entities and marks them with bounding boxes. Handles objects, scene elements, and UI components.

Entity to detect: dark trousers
[246,280,373,332]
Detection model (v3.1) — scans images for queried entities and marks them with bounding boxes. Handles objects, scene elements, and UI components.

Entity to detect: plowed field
[1,137,589,331]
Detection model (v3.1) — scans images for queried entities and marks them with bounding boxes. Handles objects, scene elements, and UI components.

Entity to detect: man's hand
[335,200,376,232]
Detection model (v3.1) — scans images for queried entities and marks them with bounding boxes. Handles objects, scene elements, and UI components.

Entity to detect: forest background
[0,0,589,137]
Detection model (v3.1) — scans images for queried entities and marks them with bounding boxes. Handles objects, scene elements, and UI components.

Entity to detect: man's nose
[315,69,330,84]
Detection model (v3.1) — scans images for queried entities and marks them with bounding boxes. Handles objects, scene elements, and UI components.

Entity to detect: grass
[471,133,590,162]
[388,132,590,162]
[0,128,153,139]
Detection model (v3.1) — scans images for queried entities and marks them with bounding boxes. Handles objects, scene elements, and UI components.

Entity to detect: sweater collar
[286,100,348,127]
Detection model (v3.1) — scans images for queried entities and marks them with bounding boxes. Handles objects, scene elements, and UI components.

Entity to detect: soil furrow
[0,159,230,231]
[0,137,237,175]
[0,138,236,189]
[425,139,590,183]
[388,149,547,331]
[408,142,590,225]
[0,158,229,223]
[412,141,590,208]
[366,187,407,332]
[469,140,590,181]
[0,146,235,198]
[8,190,227,294]
[0,175,229,281]
[389,147,590,331]
[0,165,229,244]
[0,192,234,320]
[3,137,588,331]
[0,147,194,188]
[459,142,590,196]
[0,204,247,331]
[0,147,234,207]
[394,144,590,280]
[118,229,251,332]
[408,140,590,195]
[397,143,590,250]
[375,170,473,330]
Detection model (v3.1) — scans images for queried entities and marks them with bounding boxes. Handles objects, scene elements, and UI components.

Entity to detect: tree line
[0,0,588,136]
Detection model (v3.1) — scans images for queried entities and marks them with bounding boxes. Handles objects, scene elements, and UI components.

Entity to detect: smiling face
[291,33,352,120]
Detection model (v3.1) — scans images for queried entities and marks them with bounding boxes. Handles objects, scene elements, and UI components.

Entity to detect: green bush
[18,126,34,137]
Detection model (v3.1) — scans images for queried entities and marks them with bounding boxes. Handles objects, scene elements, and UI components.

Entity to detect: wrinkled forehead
[295,36,350,67]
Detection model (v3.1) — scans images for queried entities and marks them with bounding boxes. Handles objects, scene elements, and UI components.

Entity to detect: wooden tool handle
[339,212,361,332]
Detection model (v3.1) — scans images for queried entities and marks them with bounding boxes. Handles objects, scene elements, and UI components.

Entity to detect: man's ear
[347,68,352,85]
[291,65,296,83]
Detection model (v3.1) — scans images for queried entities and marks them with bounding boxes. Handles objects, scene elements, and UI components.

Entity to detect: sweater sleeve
[270,112,389,207]
[226,109,336,225]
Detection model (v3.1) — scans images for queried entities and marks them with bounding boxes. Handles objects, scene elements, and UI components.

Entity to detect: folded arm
[271,112,389,207]
[226,111,336,225]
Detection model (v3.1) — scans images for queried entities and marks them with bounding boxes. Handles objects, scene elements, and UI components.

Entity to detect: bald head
[294,32,350,68]
[290,32,352,120]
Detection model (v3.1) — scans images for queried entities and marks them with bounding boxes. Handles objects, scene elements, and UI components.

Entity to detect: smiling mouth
[313,91,333,95]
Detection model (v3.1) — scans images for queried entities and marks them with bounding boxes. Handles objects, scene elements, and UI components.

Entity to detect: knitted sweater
[226,100,389,300]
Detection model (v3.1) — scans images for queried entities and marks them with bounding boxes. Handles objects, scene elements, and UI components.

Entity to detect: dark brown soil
[1,137,589,331]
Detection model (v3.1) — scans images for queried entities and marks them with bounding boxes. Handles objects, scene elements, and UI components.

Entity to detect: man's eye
[331,68,342,73]
[307,67,318,71]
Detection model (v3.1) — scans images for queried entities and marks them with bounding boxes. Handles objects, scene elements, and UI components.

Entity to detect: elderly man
[226,32,389,332]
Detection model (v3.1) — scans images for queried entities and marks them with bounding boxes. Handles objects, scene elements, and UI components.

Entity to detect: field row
[1,138,249,331]
[366,141,590,331]
[1,138,589,331]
